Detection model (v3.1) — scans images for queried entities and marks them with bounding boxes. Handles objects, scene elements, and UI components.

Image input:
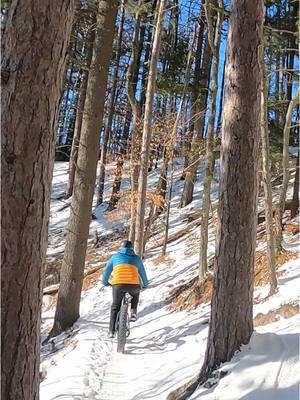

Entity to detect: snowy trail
[88,259,209,400]
[40,242,300,400]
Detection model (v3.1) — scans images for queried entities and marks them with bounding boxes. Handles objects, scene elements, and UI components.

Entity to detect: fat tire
[117,304,128,353]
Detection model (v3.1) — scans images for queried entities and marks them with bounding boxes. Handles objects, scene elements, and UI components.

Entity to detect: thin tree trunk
[261,63,277,294]
[190,4,205,139]
[127,4,143,242]
[108,13,145,213]
[51,0,118,337]
[1,1,74,398]
[182,12,205,180]
[143,26,195,252]
[107,105,132,211]
[140,1,157,112]
[67,16,95,198]
[66,69,88,198]
[162,152,174,256]
[291,148,299,218]
[216,54,226,135]
[180,30,212,208]
[276,88,300,251]
[167,1,264,397]
[199,0,223,282]
[143,146,169,251]
[134,0,166,256]
[57,63,74,146]
[97,0,125,205]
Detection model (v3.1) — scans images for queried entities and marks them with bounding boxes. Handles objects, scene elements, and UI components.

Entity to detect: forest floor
[40,156,299,400]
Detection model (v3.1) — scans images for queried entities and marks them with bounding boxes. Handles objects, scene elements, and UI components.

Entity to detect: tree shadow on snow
[125,313,209,356]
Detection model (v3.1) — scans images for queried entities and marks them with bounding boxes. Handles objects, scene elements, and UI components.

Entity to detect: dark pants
[109,284,140,333]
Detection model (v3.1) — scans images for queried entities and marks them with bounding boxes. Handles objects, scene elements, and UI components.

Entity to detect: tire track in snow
[83,331,114,399]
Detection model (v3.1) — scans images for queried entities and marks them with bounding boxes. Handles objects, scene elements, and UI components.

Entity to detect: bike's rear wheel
[117,304,128,353]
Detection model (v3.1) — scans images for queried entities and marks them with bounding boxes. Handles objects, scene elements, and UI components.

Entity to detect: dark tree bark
[201,0,264,375]
[167,0,264,398]
[1,1,74,399]
[51,0,118,337]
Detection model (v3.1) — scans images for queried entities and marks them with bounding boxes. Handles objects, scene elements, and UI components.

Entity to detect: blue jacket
[102,247,149,288]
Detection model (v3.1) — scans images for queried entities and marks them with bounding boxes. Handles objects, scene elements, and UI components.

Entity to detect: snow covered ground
[41,160,300,400]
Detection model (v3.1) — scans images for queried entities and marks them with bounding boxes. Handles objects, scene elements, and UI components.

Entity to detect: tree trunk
[200,0,263,377]
[162,153,174,256]
[51,0,118,337]
[134,0,166,256]
[181,12,205,181]
[140,1,157,112]
[159,28,196,255]
[276,88,300,251]
[190,4,205,140]
[57,63,74,146]
[291,147,299,218]
[261,64,277,294]
[199,0,223,282]
[180,29,212,208]
[67,15,96,198]
[167,1,264,398]
[107,105,132,211]
[143,25,195,252]
[1,1,74,398]
[127,4,143,243]
[97,0,125,205]
[216,54,226,134]
[143,147,169,251]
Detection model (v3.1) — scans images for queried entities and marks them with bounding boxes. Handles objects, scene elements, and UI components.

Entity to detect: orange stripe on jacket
[111,264,140,285]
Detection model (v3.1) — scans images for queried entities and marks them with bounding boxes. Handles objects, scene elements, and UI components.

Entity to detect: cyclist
[102,240,149,338]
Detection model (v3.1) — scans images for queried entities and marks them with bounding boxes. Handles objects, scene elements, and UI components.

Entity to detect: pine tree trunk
[201,0,263,376]
[276,88,299,251]
[134,0,166,256]
[199,0,223,282]
[261,66,278,294]
[1,1,74,399]
[167,2,264,398]
[97,0,125,205]
[51,0,118,337]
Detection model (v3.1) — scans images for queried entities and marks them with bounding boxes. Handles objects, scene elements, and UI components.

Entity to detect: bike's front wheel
[117,304,129,353]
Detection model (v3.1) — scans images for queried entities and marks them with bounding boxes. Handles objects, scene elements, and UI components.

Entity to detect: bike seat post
[124,292,132,303]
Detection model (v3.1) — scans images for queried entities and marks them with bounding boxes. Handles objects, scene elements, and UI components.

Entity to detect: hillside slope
[40,161,299,400]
